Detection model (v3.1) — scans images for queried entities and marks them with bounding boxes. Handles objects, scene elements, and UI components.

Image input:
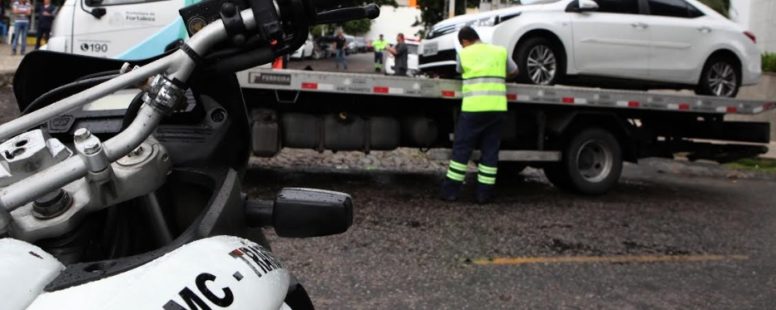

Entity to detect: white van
[47,0,194,60]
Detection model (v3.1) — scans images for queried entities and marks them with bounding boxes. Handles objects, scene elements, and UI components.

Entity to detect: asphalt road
[247,161,776,309]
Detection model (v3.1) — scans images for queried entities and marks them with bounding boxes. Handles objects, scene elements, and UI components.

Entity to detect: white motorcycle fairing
[0,236,291,310]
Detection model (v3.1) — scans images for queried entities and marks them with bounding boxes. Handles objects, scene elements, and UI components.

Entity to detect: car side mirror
[567,0,599,12]
[90,7,106,18]
[245,188,353,238]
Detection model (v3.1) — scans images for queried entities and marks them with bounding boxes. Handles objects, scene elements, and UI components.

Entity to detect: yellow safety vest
[373,39,387,52]
[459,43,508,112]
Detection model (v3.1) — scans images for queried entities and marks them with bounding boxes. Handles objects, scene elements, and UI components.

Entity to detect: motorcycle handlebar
[0,2,379,212]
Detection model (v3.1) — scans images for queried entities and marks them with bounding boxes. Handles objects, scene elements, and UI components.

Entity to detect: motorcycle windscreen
[12,50,170,112]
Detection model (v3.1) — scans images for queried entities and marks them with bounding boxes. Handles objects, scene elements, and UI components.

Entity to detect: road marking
[471,254,749,266]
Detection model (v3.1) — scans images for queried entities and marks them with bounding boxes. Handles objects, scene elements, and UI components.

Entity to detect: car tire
[543,128,622,195]
[695,55,741,98]
[515,36,564,85]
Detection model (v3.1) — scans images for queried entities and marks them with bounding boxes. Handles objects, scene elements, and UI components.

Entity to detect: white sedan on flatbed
[419,0,761,97]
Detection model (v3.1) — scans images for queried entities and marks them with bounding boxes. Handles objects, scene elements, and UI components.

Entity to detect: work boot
[440,179,462,202]
[476,184,495,204]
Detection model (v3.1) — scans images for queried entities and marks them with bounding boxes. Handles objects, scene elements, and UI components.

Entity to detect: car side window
[595,0,640,14]
[687,2,704,17]
[648,0,700,18]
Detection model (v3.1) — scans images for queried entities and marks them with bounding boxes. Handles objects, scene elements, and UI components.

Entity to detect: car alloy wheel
[706,62,738,97]
[526,45,557,85]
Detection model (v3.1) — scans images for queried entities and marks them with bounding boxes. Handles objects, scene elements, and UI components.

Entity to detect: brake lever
[314,4,380,25]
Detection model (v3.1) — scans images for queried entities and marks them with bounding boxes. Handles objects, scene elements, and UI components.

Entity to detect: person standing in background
[35,0,56,49]
[386,33,407,76]
[0,0,7,43]
[334,30,348,71]
[372,34,387,73]
[10,0,31,55]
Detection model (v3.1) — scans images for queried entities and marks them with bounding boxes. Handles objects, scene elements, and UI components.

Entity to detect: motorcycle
[0,0,379,308]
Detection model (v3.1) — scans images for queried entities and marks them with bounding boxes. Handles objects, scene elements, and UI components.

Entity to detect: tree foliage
[313,0,398,36]
[416,0,469,33]
[342,19,373,35]
[697,0,730,16]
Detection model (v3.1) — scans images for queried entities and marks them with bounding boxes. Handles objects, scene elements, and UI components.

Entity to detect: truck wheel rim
[527,45,557,85]
[707,62,737,97]
[575,140,613,183]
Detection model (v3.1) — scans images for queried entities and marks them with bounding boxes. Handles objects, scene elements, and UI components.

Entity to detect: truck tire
[515,36,563,85]
[543,128,622,195]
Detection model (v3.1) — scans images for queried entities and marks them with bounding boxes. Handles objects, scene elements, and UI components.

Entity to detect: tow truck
[236,68,774,195]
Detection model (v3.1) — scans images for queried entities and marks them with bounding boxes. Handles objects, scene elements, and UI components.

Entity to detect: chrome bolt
[74,128,91,142]
[84,141,101,155]
[129,146,144,157]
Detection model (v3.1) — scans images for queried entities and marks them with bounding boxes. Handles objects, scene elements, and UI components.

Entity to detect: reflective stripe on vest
[459,43,508,112]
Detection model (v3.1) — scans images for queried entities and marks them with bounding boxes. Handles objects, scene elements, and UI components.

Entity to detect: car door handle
[698,26,712,33]
[630,22,648,29]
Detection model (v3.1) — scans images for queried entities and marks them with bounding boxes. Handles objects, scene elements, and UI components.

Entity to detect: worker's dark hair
[457,26,480,44]
[397,33,405,40]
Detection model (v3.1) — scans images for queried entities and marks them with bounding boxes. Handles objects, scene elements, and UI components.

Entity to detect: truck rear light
[744,31,757,44]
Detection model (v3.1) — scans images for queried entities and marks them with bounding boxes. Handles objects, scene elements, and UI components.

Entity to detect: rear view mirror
[578,0,599,11]
[90,8,106,18]
[567,0,599,12]
[245,188,353,238]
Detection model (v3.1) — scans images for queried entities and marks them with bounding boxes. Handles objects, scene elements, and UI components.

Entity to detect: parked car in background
[345,34,357,54]
[386,39,421,76]
[419,0,762,97]
[291,34,315,59]
[354,37,368,53]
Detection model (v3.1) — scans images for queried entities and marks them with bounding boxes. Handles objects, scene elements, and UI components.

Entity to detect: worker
[440,26,519,204]
[386,33,408,76]
[372,34,388,72]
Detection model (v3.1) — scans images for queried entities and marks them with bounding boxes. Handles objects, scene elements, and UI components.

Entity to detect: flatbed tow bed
[238,68,775,194]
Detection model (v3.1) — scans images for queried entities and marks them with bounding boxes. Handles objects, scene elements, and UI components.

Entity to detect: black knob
[33,189,72,219]
[221,2,236,18]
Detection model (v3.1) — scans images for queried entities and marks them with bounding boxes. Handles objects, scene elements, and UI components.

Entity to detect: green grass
[763,53,776,73]
[724,157,776,173]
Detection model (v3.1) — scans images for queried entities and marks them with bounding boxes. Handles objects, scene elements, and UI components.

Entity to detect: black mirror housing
[274,188,353,238]
[245,188,353,238]
[91,8,106,18]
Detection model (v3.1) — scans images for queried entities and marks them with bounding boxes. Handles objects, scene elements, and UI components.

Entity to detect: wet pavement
[246,157,776,309]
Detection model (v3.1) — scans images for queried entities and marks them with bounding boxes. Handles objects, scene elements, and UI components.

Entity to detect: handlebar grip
[314,4,380,25]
